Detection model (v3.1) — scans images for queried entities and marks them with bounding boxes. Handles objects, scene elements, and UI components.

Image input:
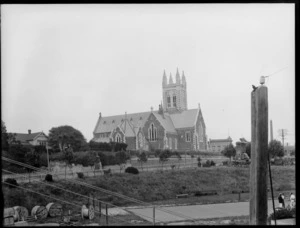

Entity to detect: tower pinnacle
[176,68,180,84]
[169,73,173,84]
[162,70,167,87]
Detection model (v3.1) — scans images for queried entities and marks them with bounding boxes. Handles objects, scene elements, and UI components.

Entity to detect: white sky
[1,4,295,146]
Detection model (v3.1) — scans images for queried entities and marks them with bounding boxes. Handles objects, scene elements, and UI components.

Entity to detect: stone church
[92,69,208,151]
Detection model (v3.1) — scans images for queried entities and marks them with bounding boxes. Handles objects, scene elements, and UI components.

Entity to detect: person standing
[278,193,284,208]
[290,192,296,208]
[282,193,286,208]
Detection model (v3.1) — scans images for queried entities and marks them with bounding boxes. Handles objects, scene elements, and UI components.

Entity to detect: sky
[1,4,295,146]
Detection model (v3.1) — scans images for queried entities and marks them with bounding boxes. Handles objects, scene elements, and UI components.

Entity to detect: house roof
[209,137,232,143]
[169,109,199,129]
[13,132,47,143]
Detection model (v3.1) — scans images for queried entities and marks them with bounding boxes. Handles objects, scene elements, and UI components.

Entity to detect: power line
[2,156,198,222]
[2,169,157,224]
[2,181,134,226]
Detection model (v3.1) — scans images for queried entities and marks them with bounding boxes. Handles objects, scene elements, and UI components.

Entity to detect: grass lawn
[3,165,295,225]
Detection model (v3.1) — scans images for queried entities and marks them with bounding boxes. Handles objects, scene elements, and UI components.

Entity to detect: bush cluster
[269,206,296,220]
[88,141,127,152]
[125,167,139,174]
[202,160,216,167]
[45,174,53,182]
[77,172,84,178]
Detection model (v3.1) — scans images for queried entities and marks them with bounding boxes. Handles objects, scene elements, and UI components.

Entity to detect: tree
[63,145,74,179]
[159,149,171,170]
[245,143,251,158]
[48,125,88,152]
[197,156,202,167]
[137,151,148,170]
[221,144,236,162]
[115,151,129,173]
[175,152,182,169]
[2,120,9,151]
[268,140,284,158]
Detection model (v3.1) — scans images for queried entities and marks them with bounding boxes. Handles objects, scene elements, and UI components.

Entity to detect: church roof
[169,109,199,129]
[153,112,177,133]
[119,119,136,137]
[94,108,201,135]
[94,111,151,134]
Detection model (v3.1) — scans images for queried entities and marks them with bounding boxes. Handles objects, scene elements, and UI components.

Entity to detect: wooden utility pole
[270,120,273,141]
[250,83,268,225]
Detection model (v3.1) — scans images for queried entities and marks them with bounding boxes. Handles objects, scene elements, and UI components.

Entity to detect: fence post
[105,204,108,225]
[153,206,155,226]
[250,85,268,225]
[99,201,102,218]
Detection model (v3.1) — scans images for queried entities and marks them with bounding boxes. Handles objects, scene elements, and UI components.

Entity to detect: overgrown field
[3,166,295,212]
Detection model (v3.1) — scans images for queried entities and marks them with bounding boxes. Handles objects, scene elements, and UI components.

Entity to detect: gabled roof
[94,108,203,135]
[94,111,151,134]
[119,119,136,137]
[153,112,177,133]
[13,132,47,143]
[169,109,199,129]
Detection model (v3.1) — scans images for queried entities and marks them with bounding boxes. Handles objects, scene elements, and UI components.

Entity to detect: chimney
[99,112,102,118]
[28,129,31,134]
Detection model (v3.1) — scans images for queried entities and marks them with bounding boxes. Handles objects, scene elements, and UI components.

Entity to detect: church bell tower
[162,68,187,113]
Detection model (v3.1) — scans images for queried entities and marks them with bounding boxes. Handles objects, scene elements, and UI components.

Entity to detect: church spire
[176,68,180,84]
[169,73,173,84]
[182,71,186,86]
[162,70,167,87]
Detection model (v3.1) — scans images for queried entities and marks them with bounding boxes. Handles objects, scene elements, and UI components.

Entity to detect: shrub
[45,174,53,182]
[222,160,229,166]
[125,167,139,174]
[103,169,111,175]
[4,178,19,188]
[77,172,84,178]
[269,207,295,220]
[201,160,216,167]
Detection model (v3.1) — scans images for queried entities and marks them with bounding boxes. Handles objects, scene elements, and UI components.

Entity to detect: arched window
[173,96,177,107]
[185,131,191,142]
[138,132,144,149]
[169,138,172,149]
[167,96,171,108]
[175,138,178,150]
[115,133,122,143]
[148,123,157,141]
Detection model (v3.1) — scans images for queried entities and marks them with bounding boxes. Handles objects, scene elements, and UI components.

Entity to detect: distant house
[284,144,295,156]
[9,129,48,146]
[235,138,249,159]
[208,137,233,152]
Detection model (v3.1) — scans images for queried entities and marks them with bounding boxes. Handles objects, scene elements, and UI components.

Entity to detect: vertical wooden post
[99,201,101,218]
[105,204,108,225]
[250,85,268,225]
[153,206,155,226]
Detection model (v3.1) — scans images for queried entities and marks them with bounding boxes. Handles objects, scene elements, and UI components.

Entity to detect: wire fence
[2,156,200,224]
[2,160,217,183]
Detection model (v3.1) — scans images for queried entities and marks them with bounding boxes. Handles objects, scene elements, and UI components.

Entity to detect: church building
[92,69,208,151]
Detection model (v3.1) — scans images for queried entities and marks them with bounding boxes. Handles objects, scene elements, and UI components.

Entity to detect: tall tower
[162,68,187,113]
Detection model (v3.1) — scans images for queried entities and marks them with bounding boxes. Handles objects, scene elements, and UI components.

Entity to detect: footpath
[126,199,277,224]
